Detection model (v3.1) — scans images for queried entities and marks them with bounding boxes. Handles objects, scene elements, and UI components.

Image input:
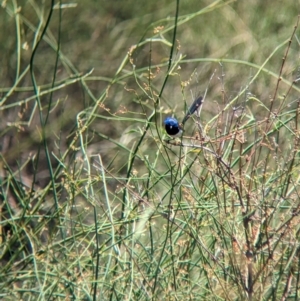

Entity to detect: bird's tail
[182,96,203,124]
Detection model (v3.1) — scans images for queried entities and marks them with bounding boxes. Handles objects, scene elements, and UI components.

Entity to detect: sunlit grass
[0,0,300,300]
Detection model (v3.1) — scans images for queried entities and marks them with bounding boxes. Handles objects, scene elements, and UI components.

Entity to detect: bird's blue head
[164,117,182,137]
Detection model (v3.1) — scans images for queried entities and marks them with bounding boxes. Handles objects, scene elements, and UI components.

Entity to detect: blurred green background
[1,0,300,174]
[1,0,299,175]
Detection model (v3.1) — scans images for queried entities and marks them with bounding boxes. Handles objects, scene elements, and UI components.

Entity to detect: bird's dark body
[164,96,203,136]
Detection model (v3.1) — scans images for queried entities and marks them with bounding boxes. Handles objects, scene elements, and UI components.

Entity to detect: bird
[164,95,203,137]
